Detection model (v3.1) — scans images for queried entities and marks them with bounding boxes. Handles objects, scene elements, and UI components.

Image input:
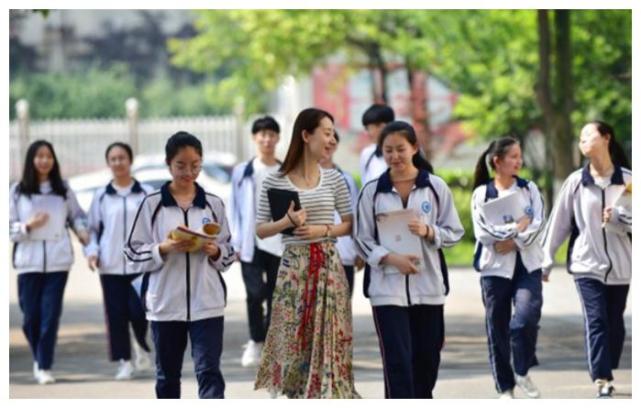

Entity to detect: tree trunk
[369,42,388,104]
[553,10,576,179]
[535,10,555,212]
[407,66,431,159]
[535,10,575,206]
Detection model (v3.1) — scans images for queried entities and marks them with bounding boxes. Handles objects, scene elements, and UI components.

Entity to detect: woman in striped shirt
[253,108,359,398]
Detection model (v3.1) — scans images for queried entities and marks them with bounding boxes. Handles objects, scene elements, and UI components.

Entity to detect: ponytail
[591,120,631,170]
[609,138,631,169]
[472,137,520,189]
[473,145,493,189]
[412,149,434,173]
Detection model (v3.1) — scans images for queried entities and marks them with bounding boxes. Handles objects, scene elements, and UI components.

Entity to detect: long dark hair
[473,137,520,189]
[589,120,631,169]
[18,140,67,197]
[280,108,334,175]
[377,121,433,173]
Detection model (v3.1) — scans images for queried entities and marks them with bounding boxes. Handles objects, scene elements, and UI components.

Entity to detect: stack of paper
[29,196,67,241]
[480,191,527,225]
[376,209,423,275]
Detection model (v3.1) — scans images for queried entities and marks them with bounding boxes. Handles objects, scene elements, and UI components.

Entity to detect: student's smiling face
[493,143,523,177]
[382,132,418,173]
[33,145,55,178]
[168,146,202,187]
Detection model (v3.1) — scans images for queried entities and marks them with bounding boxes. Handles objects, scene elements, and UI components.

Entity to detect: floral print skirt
[254,241,360,398]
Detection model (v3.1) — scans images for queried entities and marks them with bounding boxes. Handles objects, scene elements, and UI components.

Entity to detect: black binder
[267,188,302,236]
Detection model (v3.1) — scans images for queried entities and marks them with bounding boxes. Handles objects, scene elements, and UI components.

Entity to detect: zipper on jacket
[183,209,191,321]
[123,196,127,275]
[601,189,614,282]
[43,241,47,273]
[401,191,413,306]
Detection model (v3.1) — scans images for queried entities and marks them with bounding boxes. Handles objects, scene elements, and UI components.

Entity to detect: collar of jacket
[241,157,256,180]
[240,157,283,185]
[105,179,144,195]
[160,181,207,208]
[485,176,529,199]
[581,162,624,186]
[375,168,432,194]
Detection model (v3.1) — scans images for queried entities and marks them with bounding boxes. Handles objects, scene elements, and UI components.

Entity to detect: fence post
[126,97,139,155]
[233,97,246,161]
[16,99,30,168]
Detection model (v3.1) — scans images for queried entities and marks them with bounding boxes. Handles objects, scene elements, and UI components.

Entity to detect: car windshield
[202,163,232,183]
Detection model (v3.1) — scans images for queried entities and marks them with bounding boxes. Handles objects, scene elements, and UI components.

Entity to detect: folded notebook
[267,188,302,236]
[169,223,219,252]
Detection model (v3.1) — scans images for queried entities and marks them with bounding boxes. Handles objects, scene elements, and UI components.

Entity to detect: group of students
[9,103,631,399]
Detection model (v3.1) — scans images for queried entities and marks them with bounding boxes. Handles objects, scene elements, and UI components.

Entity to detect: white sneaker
[498,389,514,399]
[269,389,278,399]
[133,343,153,372]
[33,362,39,380]
[515,374,540,398]
[595,379,613,398]
[241,340,263,368]
[115,359,134,380]
[36,369,56,385]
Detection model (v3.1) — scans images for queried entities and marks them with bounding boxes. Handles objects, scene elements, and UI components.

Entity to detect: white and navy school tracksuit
[335,166,359,296]
[471,177,545,393]
[227,157,283,343]
[84,180,154,362]
[359,143,388,186]
[9,181,88,371]
[124,182,234,399]
[541,164,631,383]
[355,168,464,398]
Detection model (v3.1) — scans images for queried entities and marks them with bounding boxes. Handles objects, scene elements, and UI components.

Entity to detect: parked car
[69,151,234,213]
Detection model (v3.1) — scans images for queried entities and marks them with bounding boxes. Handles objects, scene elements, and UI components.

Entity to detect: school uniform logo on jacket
[524,206,534,218]
[421,201,432,214]
[202,217,211,225]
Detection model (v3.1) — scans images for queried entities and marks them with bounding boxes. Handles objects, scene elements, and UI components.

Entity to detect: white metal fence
[8,113,273,181]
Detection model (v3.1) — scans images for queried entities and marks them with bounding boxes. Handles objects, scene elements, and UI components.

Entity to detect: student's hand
[159,237,194,255]
[285,201,307,228]
[201,241,221,260]
[87,255,99,272]
[354,256,366,271]
[516,216,531,233]
[494,239,516,254]
[542,274,549,282]
[234,251,241,262]
[408,219,428,238]
[293,225,325,240]
[27,212,49,230]
[603,207,613,224]
[383,253,420,275]
[77,230,90,246]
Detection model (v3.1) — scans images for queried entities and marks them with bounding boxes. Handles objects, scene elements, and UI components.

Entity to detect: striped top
[257,166,353,246]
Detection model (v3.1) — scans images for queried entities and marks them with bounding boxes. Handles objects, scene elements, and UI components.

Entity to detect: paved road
[9,240,631,398]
